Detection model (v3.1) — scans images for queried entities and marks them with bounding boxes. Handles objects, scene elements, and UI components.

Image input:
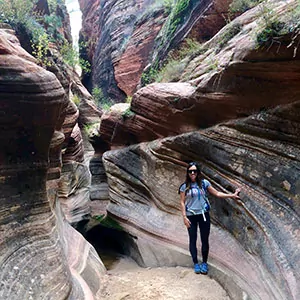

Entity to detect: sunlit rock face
[80,0,157,100]
[0,27,105,299]
[79,0,233,101]
[103,100,300,300]
[98,0,300,149]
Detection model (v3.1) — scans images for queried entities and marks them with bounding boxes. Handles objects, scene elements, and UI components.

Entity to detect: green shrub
[92,87,104,104]
[164,0,174,14]
[255,2,295,49]
[93,215,123,230]
[60,41,91,72]
[215,23,242,53]
[256,21,285,46]
[229,0,262,14]
[92,87,113,110]
[125,96,132,103]
[156,59,186,82]
[43,14,64,43]
[177,38,202,58]
[122,108,135,120]
[141,66,159,85]
[72,94,80,106]
[31,30,52,66]
[0,0,35,25]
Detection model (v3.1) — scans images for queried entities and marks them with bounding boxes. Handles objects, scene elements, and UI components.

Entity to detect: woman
[179,162,241,274]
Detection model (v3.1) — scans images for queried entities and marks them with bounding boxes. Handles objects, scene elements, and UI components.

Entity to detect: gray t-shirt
[180,179,211,216]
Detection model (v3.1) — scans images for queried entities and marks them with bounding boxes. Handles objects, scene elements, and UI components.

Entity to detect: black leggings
[187,213,210,264]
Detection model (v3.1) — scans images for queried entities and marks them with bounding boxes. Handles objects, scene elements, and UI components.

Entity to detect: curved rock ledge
[0,27,105,299]
[103,101,300,300]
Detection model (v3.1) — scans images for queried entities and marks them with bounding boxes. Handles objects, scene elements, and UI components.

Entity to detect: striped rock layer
[97,0,300,149]
[0,27,105,299]
[103,100,300,300]
[79,0,230,100]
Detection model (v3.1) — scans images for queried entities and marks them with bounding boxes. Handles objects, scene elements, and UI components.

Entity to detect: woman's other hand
[183,216,191,228]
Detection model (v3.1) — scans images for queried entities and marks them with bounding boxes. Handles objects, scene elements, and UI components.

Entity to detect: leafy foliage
[0,0,35,25]
[122,108,135,120]
[0,0,90,71]
[141,66,159,86]
[92,87,113,110]
[72,94,80,106]
[142,38,203,84]
[256,21,285,46]
[93,215,123,231]
[229,0,262,14]
[215,23,242,53]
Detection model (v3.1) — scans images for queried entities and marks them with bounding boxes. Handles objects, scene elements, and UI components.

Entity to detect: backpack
[178,180,211,212]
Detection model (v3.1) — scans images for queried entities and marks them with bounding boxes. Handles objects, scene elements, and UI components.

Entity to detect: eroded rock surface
[80,0,232,101]
[98,0,300,149]
[102,100,300,300]
[0,27,105,300]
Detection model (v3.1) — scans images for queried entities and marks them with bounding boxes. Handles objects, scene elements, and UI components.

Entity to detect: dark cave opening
[85,223,135,270]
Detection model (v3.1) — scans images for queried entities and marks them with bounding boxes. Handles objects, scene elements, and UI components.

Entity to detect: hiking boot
[200,262,208,274]
[194,263,201,274]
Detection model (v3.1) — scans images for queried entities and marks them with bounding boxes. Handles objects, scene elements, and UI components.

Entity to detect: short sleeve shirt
[180,179,211,216]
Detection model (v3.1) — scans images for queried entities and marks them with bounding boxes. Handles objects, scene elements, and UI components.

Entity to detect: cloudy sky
[65,0,82,46]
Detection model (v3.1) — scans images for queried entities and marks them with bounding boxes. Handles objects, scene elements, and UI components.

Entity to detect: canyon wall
[102,100,300,300]
[97,0,300,148]
[79,0,231,101]
[96,1,300,299]
[0,26,104,300]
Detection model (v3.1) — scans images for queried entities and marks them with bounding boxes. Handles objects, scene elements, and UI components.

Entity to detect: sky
[65,0,82,47]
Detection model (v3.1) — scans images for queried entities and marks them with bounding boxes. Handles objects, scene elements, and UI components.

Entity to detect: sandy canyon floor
[97,257,230,300]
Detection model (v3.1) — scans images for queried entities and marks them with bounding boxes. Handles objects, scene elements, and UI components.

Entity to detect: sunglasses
[188,169,198,174]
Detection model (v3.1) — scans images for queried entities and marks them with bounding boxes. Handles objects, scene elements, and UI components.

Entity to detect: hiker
[179,161,241,274]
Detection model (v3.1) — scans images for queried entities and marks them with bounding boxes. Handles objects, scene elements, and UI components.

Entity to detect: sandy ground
[97,257,230,300]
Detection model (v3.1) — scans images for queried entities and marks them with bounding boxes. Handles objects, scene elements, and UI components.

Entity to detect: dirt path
[97,257,230,300]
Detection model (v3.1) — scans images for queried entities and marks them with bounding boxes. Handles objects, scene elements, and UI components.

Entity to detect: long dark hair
[178,162,203,194]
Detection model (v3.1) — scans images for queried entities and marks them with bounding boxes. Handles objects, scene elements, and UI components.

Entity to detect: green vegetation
[141,65,159,86]
[163,0,174,14]
[122,108,135,120]
[255,2,300,52]
[60,41,91,73]
[93,215,123,231]
[215,23,242,53]
[256,21,285,46]
[72,94,80,106]
[0,0,53,66]
[125,96,132,103]
[83,122,99,137]
[229,0,263,14]
[92,87,113,110]
[142,38,203,83]
[0,0,89,70]
[164,0,191,39]
[155,59,186,82]
[0,0,35,25]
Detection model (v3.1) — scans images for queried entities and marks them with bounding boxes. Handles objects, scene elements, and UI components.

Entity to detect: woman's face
[188,165,198,182]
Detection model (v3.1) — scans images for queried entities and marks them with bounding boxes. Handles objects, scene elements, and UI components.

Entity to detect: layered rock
[102,100,300,300]
[114,8,165,96]
[0,27,105,299]
[0,26,71,299]
[97,0,300,148]
[79,0,234,101]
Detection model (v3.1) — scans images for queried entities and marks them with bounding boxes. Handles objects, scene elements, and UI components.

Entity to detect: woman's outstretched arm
[207,186,241,200]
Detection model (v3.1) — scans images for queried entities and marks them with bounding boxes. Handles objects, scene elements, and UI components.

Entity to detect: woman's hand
[183,216,191,228]
[232,188,241,199]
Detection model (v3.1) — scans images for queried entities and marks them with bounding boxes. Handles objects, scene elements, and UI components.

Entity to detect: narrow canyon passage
[85,222,135,270]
